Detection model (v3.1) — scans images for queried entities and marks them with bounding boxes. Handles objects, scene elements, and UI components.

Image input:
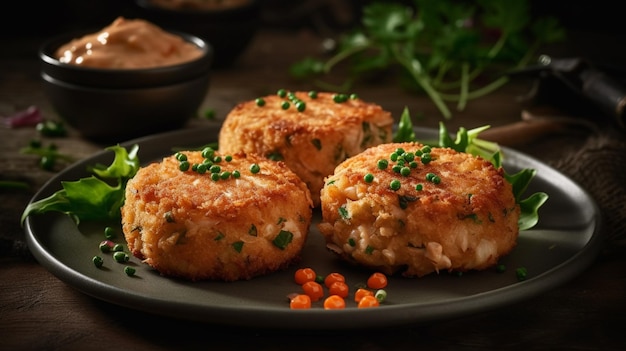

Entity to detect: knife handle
[580,69,626,129]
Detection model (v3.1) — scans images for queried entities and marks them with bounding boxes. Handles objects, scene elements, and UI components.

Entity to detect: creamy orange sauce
[148,0,252,10]
[55,17,204,69]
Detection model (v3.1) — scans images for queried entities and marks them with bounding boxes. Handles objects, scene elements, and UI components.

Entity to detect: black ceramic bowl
[39,30,213,143]
[133,0,260,67]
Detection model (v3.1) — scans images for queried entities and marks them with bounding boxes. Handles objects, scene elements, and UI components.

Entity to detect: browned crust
[318,142,520,277]
[121,151,313,281]
[218,91,394,206]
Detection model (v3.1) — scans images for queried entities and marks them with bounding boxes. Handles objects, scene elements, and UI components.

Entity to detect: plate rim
[23,126,605,329]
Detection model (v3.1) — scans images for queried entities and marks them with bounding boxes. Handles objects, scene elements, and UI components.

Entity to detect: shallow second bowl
[133,0,260,67]
[39,29,213,143]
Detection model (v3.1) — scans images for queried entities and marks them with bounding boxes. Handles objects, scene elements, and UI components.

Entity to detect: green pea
[104,227,115,239]
[124,266,136,276]
[296,101,306,112]
[93,256,104,268]
[179,160,190,171]
[389,179,401,191]
[113,251,129,263]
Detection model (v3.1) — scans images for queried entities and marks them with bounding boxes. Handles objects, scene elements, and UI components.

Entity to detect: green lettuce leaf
[21,144,140,226]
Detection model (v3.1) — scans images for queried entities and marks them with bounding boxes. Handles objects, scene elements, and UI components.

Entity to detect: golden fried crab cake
[318,142,520,277]
[121,148,313,281]
[218,90,394,206]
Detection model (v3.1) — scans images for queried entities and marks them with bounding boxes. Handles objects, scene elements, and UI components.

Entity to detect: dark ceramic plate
[24,126,603,330]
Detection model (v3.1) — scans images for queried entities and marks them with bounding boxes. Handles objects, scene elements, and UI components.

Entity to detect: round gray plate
[24,126,603,330]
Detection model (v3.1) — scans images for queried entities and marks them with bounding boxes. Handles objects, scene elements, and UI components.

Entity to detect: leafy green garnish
[393,107,416,143]
[21,144,140,226]
[393,110,547,231]
[290,0,565,119]
[437,122,501,168]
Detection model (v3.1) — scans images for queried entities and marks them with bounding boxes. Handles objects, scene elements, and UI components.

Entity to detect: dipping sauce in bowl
[39,17,213,142]
[55,17,204,69]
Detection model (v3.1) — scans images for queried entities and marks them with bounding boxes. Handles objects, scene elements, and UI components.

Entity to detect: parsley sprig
[290,0,565,119]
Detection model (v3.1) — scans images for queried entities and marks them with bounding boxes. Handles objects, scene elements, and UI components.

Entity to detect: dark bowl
[39,29,213,89]
[39,29,213,143]
[133,0,260,67]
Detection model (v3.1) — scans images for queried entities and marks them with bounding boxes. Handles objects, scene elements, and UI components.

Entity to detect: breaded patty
[218,91,394,206]
[121,149,313,281]
[318,142,520,277]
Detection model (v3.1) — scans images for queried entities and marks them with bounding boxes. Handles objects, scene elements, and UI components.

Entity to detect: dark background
[2,0,623,42]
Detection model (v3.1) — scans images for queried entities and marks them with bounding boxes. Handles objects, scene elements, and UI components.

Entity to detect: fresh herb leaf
[290,0,565,119]
[517,192,549,231]
[21,144,140,226]
[393,107,416,142]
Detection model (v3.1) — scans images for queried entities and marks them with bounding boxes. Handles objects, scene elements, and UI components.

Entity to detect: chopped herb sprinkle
[248,224,258,236]
[516,267,528,281]
[163,211,175,223]
[232,241,244,253]
[338,205,349,220]
[273,230,294,250]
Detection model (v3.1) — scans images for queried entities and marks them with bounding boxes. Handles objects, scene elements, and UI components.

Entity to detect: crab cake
[318,142,520,278]
[218,91,394,206]
[121,149,313,281]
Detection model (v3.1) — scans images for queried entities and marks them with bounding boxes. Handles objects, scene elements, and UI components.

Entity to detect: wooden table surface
[2,10,626,350]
